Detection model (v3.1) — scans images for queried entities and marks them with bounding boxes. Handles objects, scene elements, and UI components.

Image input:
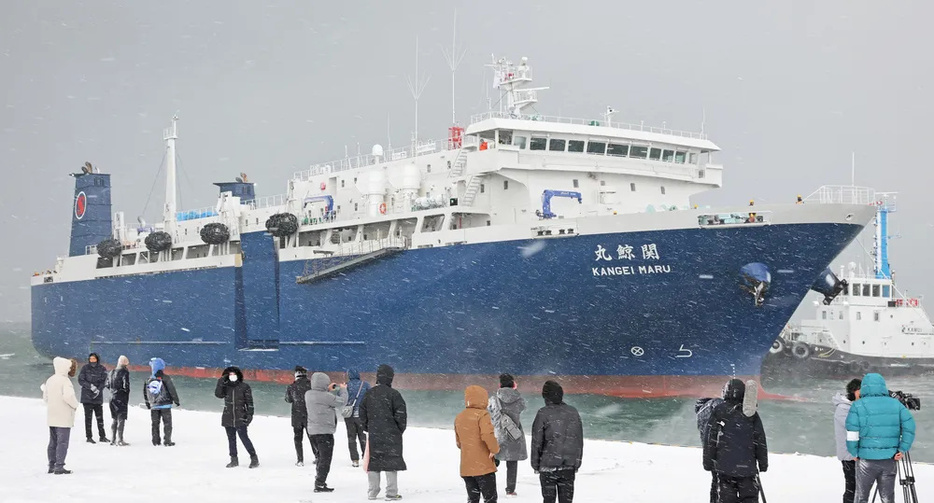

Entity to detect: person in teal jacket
[845,373,915,503]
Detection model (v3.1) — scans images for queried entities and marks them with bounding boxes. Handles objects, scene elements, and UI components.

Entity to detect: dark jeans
[225,425,257,458]
[293,426,314,463]
[716,474,759,503]
[709,472,719,503]
[83,403,106,439]
[47,427,71,470]
[345,417,366,461]
[842,460,855,503]
[540,468,575,503]
[310,434,334,487]
[150,408,172,444]
[505,460,518,494]
[464,472,498,503]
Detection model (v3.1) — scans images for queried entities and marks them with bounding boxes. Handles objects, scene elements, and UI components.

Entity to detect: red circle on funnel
[75,192,87,220]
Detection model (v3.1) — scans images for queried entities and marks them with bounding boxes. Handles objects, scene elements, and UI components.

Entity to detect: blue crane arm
[541,190,582,219]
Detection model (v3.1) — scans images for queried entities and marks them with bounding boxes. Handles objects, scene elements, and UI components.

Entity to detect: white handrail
[469,111,708,140]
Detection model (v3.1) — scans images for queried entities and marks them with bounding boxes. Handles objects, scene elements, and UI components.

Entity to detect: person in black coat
[285,365,316,466]
[359,364,407,501]
[77,352,109,443]
[106,355,131,446]
[214,366,258,469]
[531,380,583,503]
[703,379,768,503]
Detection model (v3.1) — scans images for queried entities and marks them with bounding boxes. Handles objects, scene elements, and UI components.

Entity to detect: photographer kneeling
[845,373,916,503]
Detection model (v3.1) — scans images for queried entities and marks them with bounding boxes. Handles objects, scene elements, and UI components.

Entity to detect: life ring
[378,203,387,215]
[320,182,326,191]
[791,342,810,360]
[769,339,785,355]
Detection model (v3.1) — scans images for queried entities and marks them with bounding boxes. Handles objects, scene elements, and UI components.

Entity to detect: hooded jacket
[695,397,724,445]
[489,387,528,461]
[703,379,768,477]
[846,373,916,459]
[455,385,500,477]
[285,371,312,429]
[214,366,254,428]
[358,364,408,472]
[345,368,371,417]
[77,353,108,405]
[144,358,179,409]
[304,372,348,435]
[107,356,131,415]
[41,357,80,428]
[833,393,855,461]
[530,381,583,472]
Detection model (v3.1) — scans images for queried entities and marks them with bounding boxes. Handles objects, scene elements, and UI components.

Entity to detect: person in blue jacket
[845,373,916,503]
[343,368,371,467]
[144,357,180,446]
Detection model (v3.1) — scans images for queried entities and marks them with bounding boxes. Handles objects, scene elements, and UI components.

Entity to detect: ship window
[690,153,698,164]
[856,312,862,321]
[662,150,675,162]
[843,283,849,295]
[530,137,547,150]
[498,130,512,145]
[513,136,527,149]
[660,186,666,195]
[568,140,585,152]
[607,143,629,157]
[874,312,880,322]
[862,284,871,296]
[629,146,648,159]
[822,311,827,320]
[630,183,636,192]
[852,284,860,296]
[427,165,431,173]
[872,285,880,297]
[480,183,485,194]
[354,203,358,212]
[675,151,687,164]
[573,179,579,188]
[882,285,890,297]
[586,141,606,155]
[549,139,566,151]
[600,180,606,186]
[649,148,662,160]
[839,311,844,320]
[503,180,509,190]
[341,180,345,188]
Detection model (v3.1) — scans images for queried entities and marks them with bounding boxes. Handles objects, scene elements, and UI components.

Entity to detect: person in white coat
[41,357,80,474]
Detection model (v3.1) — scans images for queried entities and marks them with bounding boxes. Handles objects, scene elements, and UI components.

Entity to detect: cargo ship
[30,56,875,396]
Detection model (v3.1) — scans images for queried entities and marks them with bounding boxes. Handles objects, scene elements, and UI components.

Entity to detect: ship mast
[163,116,179,237]
[441,10,466,126]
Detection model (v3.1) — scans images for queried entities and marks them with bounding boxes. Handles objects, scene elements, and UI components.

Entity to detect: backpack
[489,396,523,441]
[147,378,165,401]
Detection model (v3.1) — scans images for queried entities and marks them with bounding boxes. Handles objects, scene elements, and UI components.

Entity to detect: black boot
[86,437,96,444]
[248,455,259,469]
[226,456,239,468]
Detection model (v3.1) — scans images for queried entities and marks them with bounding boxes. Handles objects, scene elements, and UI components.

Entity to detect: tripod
[869,453,918,503]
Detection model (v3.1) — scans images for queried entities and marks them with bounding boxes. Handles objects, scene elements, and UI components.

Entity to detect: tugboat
[764,192,934,376]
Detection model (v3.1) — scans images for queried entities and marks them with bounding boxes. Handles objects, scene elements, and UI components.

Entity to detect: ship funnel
[810,267,848,305]
[69,166,113,257]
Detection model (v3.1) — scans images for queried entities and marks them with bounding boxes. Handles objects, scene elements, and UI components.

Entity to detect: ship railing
[469,111,708,140]
[176,206,219,221]
[291,138,445,181]
[804,185,877,205]
[334,236,408,257]
[249,194,286,210]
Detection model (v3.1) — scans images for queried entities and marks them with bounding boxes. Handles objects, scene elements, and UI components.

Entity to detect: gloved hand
[246,416,253,426]
[759,464,768,473]
[174,402,180,408]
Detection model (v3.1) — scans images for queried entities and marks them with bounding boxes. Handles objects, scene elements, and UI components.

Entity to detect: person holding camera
[215,366,258,469]
[845,373,916,503]
[304,372,348,493]
[834,378,861,503]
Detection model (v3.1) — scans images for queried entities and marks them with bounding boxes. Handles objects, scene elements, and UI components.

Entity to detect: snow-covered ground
[0,396,929,502]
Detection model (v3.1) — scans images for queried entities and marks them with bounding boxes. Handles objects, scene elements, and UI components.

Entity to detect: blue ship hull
[31,222,863,396]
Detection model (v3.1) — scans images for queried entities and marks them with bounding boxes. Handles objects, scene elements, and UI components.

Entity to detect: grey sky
[1,1,932,322]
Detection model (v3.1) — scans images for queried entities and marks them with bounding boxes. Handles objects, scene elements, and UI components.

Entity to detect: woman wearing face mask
[215,366,258,468]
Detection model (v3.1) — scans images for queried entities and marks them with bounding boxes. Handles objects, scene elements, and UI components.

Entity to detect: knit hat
[722,379,746,403]
[294,365,307,379]
[542,380,564,405]
[499,373,515,388]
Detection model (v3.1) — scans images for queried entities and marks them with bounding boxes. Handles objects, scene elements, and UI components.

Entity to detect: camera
[889,390,921,411]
